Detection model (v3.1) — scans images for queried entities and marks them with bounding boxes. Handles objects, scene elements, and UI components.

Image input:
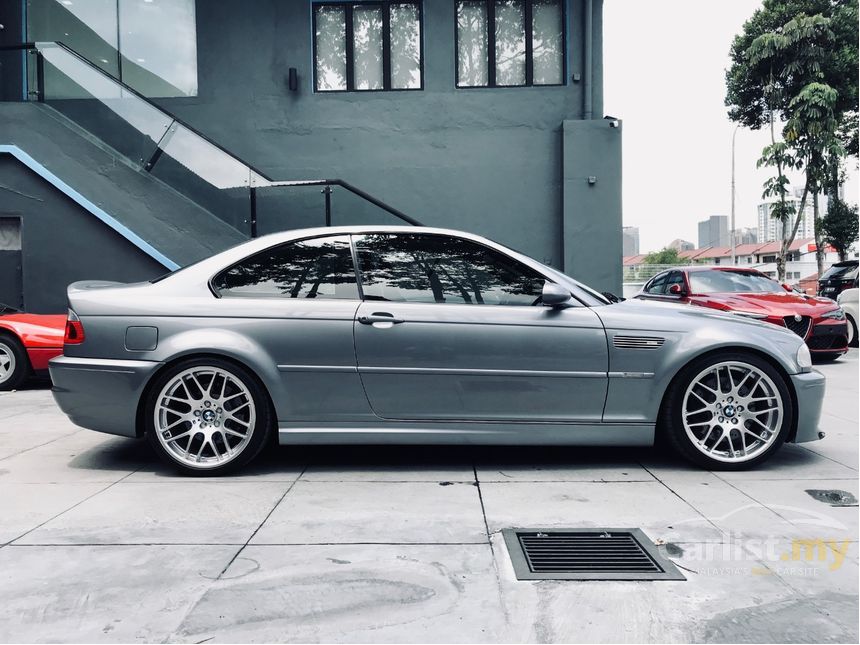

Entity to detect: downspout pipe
[583,0,593,120]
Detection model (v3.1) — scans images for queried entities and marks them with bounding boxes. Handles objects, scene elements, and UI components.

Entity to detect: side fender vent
[613,335,666,350]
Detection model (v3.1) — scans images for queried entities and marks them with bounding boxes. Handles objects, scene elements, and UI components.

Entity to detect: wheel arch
[135,351,277,439]
[656,346,799,444]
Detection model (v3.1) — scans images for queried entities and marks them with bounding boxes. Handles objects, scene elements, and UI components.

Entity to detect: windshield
[820,263,858,280]
[689,269,784,294]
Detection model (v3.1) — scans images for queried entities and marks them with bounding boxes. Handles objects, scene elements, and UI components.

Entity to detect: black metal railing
[0,41,421,237]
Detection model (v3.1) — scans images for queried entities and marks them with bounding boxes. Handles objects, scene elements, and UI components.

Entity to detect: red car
[637,267,849,361]
[0,303,66,390]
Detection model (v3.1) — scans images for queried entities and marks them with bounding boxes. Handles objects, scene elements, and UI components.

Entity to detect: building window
[26,0,198,97]
[456,0,565,88]
[313,2,423,92]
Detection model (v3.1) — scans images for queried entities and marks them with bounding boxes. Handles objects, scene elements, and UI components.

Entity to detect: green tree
[726,1,858,280]
[643,248,685,265]
[820,197,859,260]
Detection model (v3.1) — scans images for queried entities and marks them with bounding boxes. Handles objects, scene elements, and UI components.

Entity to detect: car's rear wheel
[145,357,272,476]
[847,314,858,348]
[661,352,793,470]
[0,335,30,391]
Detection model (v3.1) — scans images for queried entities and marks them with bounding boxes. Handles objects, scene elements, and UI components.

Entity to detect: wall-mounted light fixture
[288,68,298,92]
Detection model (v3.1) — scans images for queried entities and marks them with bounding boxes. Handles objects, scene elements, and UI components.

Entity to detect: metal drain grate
[503,528,686,581]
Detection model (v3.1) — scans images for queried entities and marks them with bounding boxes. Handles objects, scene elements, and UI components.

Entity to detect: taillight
[64,309,85,345]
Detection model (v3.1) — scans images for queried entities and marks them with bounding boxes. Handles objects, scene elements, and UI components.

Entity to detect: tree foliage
[643,248,685,265]
[820,197,859,260]
[726,0,858,154]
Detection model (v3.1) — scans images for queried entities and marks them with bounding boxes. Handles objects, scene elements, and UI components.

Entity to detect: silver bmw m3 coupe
[49,226,826,475]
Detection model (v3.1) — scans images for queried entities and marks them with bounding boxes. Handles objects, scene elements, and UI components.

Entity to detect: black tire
[144,357,273,476]
[847,315,858,348]
[0,334,31,391]
[659,352,793,471]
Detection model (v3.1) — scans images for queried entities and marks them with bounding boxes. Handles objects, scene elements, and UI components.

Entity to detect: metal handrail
[1,41,422,232]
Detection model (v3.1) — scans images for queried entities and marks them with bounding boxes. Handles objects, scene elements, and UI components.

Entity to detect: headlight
[797,344,812,371]
[821,308,845,320]
[731,310,768,319]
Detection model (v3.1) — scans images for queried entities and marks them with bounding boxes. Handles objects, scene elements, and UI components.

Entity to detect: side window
[212,235,358,299]
[664,271,686,294]
[354,233,545,305]
[645,273,668,295]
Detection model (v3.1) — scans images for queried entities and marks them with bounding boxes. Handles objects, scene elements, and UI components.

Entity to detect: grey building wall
[562,118,622,293]
[698,215,729,248]
[152,0,618,284]
[0,156,165,313]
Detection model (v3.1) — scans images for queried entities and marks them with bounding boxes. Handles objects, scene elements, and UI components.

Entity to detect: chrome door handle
[358,313,404,325]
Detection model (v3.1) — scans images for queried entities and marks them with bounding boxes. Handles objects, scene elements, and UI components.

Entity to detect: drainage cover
[502,528,685,581]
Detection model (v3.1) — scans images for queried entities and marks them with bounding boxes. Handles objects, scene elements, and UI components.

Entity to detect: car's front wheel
[847,314,858,348]
[661,352,793,470]
[145,357,272,476]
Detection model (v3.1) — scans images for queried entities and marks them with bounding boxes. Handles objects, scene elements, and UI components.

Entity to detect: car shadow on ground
[63,428,832,480]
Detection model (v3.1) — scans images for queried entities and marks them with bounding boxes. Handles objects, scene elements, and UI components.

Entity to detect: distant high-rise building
[667,238,695,252]
[622,226,640,256]
[757,188,823,242]
[732,227,758,246]
[698,215,730,248]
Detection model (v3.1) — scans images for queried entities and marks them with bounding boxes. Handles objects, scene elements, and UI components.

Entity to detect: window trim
[312,1,425,93]
[209,233,362,300]
[455,0,567,89]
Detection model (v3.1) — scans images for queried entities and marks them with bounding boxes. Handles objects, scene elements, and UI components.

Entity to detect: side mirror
[668,284,686,296]
[541,281,572,307]
[782,283,793,292]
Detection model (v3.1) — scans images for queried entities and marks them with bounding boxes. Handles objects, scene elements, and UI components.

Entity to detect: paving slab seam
[710,471,847,526]
[637,462,726,536]
[797,445,859,471]
[472,460,513,629]
[0,429,81,462]
[0,467,141,549]
[216,466,307,578]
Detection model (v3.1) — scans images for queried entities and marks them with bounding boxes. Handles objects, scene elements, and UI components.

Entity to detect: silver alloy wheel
[154,366,256,469]
[682,361,784,463]
[0,342,15,385]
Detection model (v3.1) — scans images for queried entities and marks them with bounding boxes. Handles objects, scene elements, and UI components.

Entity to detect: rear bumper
[789,370,826,443]
[49,355,162,438]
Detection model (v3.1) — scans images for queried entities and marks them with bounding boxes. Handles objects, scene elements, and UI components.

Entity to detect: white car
[837,288,859,347]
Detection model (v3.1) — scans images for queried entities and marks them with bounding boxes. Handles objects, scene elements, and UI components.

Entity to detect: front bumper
[49,355,162,438]
[789,370,826,443]
[807,321,848,353]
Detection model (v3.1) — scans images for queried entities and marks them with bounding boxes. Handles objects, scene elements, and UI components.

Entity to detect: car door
[351,232,608,422]
[211,234,369,421]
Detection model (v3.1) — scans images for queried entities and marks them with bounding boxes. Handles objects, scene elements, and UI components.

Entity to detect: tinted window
[354,234,545,305]
[644,273,668,294]
[820,263,858,280]
[688,270,783,294]
[665,271,686,293]
[213,236,358,299]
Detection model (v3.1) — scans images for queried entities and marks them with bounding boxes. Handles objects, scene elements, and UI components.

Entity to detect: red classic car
[636,267,849,360]
[0,303,66,390]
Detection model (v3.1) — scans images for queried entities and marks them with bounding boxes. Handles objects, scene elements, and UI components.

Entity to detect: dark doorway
[0,217,23,310]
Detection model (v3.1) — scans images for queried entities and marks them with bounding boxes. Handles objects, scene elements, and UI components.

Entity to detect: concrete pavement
[0,352,857,642]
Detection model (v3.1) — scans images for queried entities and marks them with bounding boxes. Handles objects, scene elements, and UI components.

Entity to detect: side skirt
[278,422,654,446]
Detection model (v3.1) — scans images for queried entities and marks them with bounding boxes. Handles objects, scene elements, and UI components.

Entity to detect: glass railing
[1,41,420,237]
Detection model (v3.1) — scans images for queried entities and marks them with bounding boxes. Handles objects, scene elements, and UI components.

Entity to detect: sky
[603,0,859,254]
